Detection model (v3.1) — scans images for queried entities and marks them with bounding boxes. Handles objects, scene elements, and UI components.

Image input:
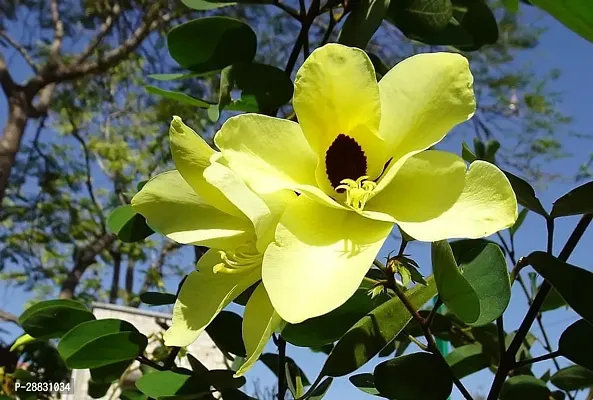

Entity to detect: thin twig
[0,31,38,71]
[163,347,181,369]
[137,355,166,371]
[425,297,442,328]
[512,350,561,369]
[276,335,288,400]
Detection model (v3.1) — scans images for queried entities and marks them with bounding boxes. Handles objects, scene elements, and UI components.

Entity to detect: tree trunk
[0,94,28,206]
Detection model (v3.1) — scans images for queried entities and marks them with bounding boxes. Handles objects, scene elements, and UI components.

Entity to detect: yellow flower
[131,117,295,376]
[213,43,518,324]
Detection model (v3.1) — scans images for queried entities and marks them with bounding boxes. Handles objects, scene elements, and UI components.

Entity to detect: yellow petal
[214,113,343,210]
[397,161,518,241]
[375,53,475,193]
[169,116,243,218]
[368,151,466,222]
[132,170,254,249]
[262,196,393,324]
[204,157,297,251]
[294,44,387,193]
[234,284,283,377]
[164,250,261,347]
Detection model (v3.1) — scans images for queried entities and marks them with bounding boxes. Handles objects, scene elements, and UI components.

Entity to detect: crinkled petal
[294,44,387,192]
[235,283,283,377]
[375,53,475,193]
[169,116,243,218]
[262,196,393,324]
[368,151,466,222]
[397,161,518,241]
[132,170,253,249]
[214,113,343,210]
[164,250,261,347]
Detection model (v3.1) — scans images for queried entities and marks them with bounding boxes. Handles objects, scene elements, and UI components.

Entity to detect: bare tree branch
[75,3,123,64]
[49,0,64,62]
[109,250,122,304]
[0,54,17,96]
[0,31,38,72]
[125,258,135,304]
[0,309,19,325]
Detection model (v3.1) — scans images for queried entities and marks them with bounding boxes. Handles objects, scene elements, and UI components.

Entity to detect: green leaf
[550,180,593,218]
[321,276,437,377]
[510,208,529,235]
[233,283,258,306]
[282,288,389,347]
[461,142,477,163]
[338,0,391,49]
[308,377,333,400]
[374,353,453,400]
[88,380,111,398]
[19,299,95,339]
[139,292,177,306]
[145,86,212,108]
[182,0,236,10]
[500,375,550,400]
[445,344,490,379]
[529,0,593,43]
[540,286,566,312]
[147,73,203,81]
[107,205,154,243]
[135,370,208,398]
[349,373,383,397]
[57,318,147,369]
[220,389,257,399]
[528,251,593,325]
[207,369,246,390]
[503,171,549,217]
[387,0,453,35]
[259,353,311,387]
[205,311,246,357]
[559,319,593,371]
[186,353,209,375]
[433,240,510,326]
[90,360,131,383]
[550,365,593,391]
[9,333,37,352]
[367,53,390,80]
[502,0,519,12]
[167,17,257,73]
[120,389,148,400]
[218,62,294,114]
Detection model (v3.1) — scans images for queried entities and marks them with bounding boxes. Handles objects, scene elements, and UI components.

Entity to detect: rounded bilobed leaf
[136,370,208,398]
[374,353,453,400]
[57,319,147,369]
[500,375,550,400]
[559,319,593,371]
[139,292,177,306]
[550,365,593,391]
[528,251,593,325]
[205,311,246,357]
[19,299,95,339]
[445,343,490,379]
[107,205,154,243]
[167,17,256,73]
[320,277,437,377]
[550,180,593,218]
[282,288,389,347]
[433,240,511,326]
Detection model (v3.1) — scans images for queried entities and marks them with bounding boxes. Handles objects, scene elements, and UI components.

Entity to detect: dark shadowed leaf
[88,380,111,398]
[374,353,453,400]
[550,365,593,391]
[107,205,154,243]
[500,375,550,400]
[559,319,593,371]
[386,0,452,36]
[308,377,333,400]
[57,319,147,369]
[259,353,311,387]
[90,360,131,383]
[19,299,95,339]
[321,276,437,377]
[540,286,566,312]
[529,0,593,43]
[208,369,246,390]
[550,180,593,218]
[220,389,257,399]
[135,370,208,398]
[510,208,529,235]
[233,283,258,306]
[120,388,148,400]
[502,0,519,12]
[181,0,236,10]
[367,53,390,79]
[349,373,383,397]
[503,171,548,217]
[528,251,593,325]
[378,340,395,357]
[461,142,477,163]
[433,240,510,326]
[338,0,391,49]
[282,288,389,347]
[167,17,257,73]
[445,343,490,379]
[145,86,212,108]
[139,292,177,306]
[205,311,246,357]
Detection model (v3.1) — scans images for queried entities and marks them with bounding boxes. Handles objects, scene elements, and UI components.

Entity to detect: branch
[49,0,64,61]
[125,258,135,304]
[59,232,116,299]
[512,351,561,369]
[0,31,38,72]
[75,3,123,64]
[0,54,17,96]
[0,309,19,325]
[109,250,121,304]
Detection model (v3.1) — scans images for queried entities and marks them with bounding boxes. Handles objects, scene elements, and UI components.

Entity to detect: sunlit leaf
[107,205,154,243]
[529,0,593,43]
[136,370,209,398]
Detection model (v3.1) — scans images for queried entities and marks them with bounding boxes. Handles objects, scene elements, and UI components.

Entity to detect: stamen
[213,242,262,274]
[336,175,377,211]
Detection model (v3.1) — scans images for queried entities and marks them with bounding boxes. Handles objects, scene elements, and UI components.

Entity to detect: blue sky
[1,4,593,400]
